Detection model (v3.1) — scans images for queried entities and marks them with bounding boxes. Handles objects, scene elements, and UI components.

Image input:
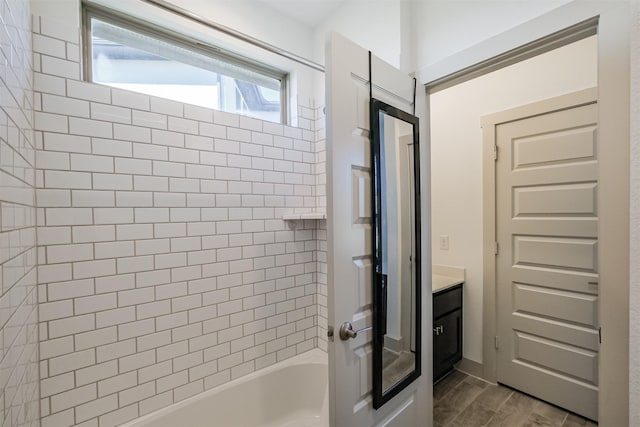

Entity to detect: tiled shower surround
[0,0,41,426]
[33,16,328,427]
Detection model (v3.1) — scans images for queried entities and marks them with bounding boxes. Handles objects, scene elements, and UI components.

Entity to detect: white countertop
[432,274,464,293]
[432,264,465,293]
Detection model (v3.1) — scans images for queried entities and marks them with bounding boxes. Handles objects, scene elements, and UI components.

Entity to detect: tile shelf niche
[282,212,327,220]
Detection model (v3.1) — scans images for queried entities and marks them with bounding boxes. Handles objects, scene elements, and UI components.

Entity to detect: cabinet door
[433,309,462,381]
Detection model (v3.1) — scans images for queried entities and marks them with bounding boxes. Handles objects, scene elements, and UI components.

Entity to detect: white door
[495,90,599,420]
[326,33,430,426]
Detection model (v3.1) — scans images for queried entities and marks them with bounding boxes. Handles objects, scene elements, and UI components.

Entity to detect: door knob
[339,322,373,340]
[340,322,357,340]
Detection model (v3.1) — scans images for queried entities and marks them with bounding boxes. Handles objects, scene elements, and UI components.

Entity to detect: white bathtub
[122,349,329,427]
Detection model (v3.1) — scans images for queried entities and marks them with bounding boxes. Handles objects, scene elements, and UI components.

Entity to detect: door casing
[420,3,630,425]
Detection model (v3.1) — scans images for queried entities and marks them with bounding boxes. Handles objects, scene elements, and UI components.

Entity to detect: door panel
[512,126,596,168]
[513,283,598,327]
[510,162,597,187]
[511,219,597,238]
[326,33,428,426]
[496,96,599,421]
[513,236,597,271]
[513,183,597,216]
[510,313,599,351]
[514,332,598,384]
[511,266,598,294]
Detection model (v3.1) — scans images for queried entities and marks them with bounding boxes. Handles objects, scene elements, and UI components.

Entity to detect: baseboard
[384,335,404,353]
[456,357,484,379]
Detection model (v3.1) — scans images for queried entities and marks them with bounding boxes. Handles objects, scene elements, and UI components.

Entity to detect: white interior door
[326,33,430,426]
[495,90,599,420]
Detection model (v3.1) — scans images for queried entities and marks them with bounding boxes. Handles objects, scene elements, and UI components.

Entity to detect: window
[83,5,287,123]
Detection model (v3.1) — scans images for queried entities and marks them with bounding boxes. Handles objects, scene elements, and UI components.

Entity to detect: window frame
[81,2,289,124]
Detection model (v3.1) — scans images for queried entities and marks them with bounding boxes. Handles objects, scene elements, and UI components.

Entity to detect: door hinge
[493,145,498,161]
[598,327,602,344]
[494,336,500,350]
[494,242,499,255]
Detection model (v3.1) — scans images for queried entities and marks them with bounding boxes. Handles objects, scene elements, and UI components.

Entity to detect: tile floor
[434,370,598,427]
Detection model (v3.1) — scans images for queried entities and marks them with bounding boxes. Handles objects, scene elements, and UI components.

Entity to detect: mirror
[371,98,421,409]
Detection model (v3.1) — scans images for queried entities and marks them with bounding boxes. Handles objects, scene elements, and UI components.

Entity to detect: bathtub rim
[120,348,328,427]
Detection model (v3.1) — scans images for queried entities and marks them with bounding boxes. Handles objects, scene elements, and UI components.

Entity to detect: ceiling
[256,0,347,28]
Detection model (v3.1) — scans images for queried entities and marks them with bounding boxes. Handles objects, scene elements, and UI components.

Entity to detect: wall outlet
[439,235,450,251]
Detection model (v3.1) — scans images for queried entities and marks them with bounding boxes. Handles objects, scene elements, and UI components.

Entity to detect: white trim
[629,1,640,425]
[594,6,630,424]
[480,87,597,127]
[417,1,623,87]
[456,358,483,380]
[424,18,597,93]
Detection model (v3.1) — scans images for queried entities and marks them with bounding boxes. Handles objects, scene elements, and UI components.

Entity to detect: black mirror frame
[370,98,422,410]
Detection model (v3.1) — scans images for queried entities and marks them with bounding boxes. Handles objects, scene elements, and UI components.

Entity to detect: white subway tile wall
[35,16,327,427]
[0,1,41,427]
[311,106,328,351]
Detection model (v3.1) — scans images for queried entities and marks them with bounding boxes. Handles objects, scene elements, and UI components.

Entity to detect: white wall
[161,0,314,61]
[430,36,597,363]
[413,0,571,70]
[312,0,414,101]
[313,0,412,72]
[31,0,314,60]
[30,0,79,23]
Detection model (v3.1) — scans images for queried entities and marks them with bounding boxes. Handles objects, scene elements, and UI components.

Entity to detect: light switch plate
[439,235,449,250]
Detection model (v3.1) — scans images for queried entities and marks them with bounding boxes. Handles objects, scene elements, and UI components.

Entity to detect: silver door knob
[339,322,357,340]
[339,322,372,340]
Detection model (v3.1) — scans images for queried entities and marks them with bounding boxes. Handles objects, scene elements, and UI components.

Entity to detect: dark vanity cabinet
[433,284,462,382]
